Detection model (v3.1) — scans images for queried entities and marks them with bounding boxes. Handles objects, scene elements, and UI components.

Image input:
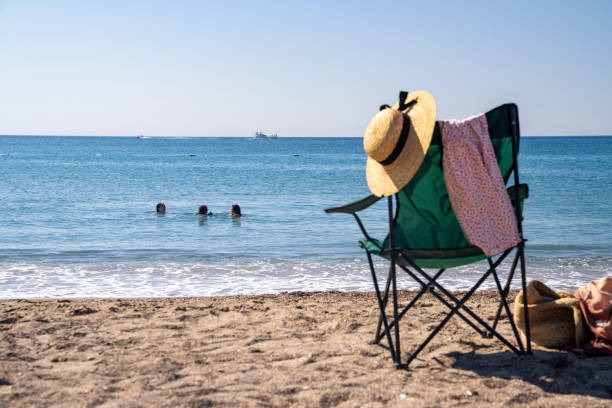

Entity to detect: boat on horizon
[254,132,278,139]
[137,135,149,139]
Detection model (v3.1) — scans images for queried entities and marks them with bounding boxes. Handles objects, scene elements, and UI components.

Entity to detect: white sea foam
[0,256,608,299]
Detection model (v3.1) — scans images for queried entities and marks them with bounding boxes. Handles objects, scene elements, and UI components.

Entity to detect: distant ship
[137,134,149,139]
[254,132,278,139]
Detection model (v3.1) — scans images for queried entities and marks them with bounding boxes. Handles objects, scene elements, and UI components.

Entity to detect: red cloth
[575,277,612,342]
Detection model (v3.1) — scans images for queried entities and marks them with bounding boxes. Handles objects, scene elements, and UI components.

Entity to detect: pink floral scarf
[440,114,520,256]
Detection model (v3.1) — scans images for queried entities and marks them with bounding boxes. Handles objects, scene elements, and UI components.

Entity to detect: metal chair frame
[348,106,532,368]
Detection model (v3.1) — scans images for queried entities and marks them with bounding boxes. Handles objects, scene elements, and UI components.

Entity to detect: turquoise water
[0,136,611,297]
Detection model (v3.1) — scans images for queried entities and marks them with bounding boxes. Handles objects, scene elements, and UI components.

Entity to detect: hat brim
[366,91,436,197]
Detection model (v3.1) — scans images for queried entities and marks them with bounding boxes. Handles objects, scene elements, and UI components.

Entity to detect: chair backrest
[383,104,520,252]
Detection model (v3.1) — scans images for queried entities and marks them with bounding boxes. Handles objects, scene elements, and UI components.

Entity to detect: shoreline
[2,290,611,407]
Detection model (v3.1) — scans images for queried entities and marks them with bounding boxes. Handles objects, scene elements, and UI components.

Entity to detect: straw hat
[364,91,436,197]
[513,280,585,349]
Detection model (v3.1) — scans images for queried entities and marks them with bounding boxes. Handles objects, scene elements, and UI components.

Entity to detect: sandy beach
[1,290,611,407]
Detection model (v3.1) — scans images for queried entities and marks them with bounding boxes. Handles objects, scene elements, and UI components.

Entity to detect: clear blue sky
[1,0,610,137]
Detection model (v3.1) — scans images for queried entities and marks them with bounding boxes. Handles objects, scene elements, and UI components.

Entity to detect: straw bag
[513,280,584,348]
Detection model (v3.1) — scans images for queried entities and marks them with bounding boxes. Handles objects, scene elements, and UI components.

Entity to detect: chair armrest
[507,184,528,204]
[325,185,526,215]
[325,194,382,214]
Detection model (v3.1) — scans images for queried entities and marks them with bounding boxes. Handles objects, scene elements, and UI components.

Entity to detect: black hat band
[378,114,411,166]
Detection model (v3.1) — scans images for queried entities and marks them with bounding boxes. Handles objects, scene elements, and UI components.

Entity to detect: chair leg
[489,259,524,353]
[391,265,401,367]
[518,242,532,354]
[401,251,521,356]
[380,264,496,343]
[404,269,499,366]
[365,250,397,363]
[366,247,528,368]
[491,249,520,331]
[398,265,488,337]
[374,268,445,344]
[388,197,401,367]
[373,267,393,344]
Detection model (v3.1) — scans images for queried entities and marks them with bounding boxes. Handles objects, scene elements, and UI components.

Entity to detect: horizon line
[1,134,612,138]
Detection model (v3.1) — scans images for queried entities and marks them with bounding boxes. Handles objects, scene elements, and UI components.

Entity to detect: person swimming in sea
[156,202,166,214]
[196,205,213,216]
[230,204,241,218]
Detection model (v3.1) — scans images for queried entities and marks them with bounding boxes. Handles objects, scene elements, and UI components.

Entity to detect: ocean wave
[527,244,609,251]
[0,256,608,299]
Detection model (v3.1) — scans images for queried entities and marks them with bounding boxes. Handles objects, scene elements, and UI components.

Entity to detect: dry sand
[1,290,611,407]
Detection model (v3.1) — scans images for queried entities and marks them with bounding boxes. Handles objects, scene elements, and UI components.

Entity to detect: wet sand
[1,290,611,407]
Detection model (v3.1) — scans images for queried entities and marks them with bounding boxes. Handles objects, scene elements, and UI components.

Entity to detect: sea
[1,135,611,298]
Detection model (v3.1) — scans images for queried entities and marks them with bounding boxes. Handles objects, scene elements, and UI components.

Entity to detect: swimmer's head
[156,202,166,214]
[231,204,241,217]
[198,205,209,215]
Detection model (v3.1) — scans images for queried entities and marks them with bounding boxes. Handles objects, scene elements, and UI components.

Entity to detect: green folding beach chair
[325,102,531,368]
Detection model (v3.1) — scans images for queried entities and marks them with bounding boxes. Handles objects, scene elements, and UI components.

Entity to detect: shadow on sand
[446,346,612,402]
